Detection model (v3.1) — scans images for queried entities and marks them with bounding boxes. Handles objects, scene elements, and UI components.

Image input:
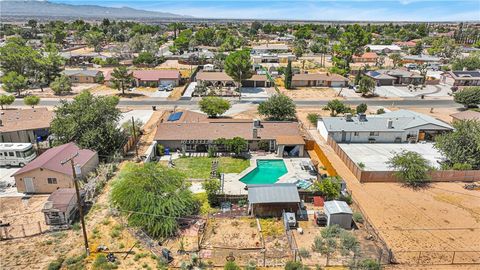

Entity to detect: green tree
[35,50,65,91]
[50,75,72,95]
[111,66,134,95]
[224,261,241,270]
[84,30,104,52]
[133,52,156,65]
[174,29,193,52]
[0,37,41,76]
[284,261,309,270]
[111,163,196,238]
[199,96,231,118]
[324,99,350,116]
[202,178,221,206]
[23,95,40,108]
[356,103,368,114]
[357,259,382,270]
[453,87,480,108]
[307,113,319,127]
[224,49,253,99]
[1,71,28,96]
[258,94,296,120]
[390,53,402,68]
[332,24,371,73]
[435,120,480,169]
[228,137,248,156]
[284,60,293,89]
[451,53,480,71]
[50,91,125,157]
[311,177,340,200]
[312,236,337,266]
[410,41,423,55]
[358,76,376,97]
[387,150,433,187]
[0,94,15,109]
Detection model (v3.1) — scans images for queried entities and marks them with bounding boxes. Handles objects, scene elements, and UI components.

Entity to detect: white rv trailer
[0,143,37,167]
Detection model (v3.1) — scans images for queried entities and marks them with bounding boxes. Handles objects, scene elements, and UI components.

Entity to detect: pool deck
[222,154,316,195]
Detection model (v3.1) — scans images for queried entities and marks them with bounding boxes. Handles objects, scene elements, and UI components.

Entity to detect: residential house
[318,110,453,143]
[42,188,81,226]
[402,55,442,65]
[291,73,349,88]
[247,184,301,217]
[252,53,296,64]
[366,45,401,54]
[251,44,290,54]
[12,142,99,194]
[352,52,378,63]
[195,71,272,88]
[62,69,103,83]
[0,108,54,143]
[105,69,181,88]
[394,40,417,49]
[154,110,305,157]
[441,71,480,87]
[450,110,480,122]
[365,69,424,86]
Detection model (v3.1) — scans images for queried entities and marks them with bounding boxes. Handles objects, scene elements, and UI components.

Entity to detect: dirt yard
[280,87,340,100]
[201,217,262,249]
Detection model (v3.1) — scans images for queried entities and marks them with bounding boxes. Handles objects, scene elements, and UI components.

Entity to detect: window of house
[354,132,359,136]
[47,178,57,184]
[369,132,379,136]
[9,152,14,157]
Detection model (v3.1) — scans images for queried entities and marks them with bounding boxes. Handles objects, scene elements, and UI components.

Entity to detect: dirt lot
[308,129,480,267]
[280,87,340,100]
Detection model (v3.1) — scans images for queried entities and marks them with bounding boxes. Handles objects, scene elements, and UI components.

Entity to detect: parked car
[405,63,418,70]
[159,84,174,91]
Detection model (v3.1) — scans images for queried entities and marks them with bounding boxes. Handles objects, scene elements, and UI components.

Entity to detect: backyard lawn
[174,157,250,179]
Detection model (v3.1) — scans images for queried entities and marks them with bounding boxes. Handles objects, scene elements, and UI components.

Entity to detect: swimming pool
[240,159,287,185]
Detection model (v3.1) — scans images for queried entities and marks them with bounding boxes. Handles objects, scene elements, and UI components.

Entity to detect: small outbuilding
[248,184,300,217]
[324,200,353,229]
[42,188,80,227]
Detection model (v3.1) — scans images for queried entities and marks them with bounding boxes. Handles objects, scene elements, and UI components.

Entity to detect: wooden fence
[327,137,480,183]
[305,140,338,177]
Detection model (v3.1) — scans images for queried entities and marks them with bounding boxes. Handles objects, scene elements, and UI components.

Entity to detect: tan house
[196,71,272,88]
[154,110,305,157]
[291,73,349,88]
[62,69,103,83]
[352,52,378,63]
[0,108,54,143]
[13,143,98,194]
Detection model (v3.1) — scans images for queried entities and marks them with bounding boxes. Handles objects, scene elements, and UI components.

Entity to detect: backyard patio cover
[248,184,300,204]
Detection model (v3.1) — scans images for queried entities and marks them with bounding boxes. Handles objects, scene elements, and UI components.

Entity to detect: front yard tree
[224,49,253,99]
[390,53,402,68]
[258,94,296,121]
[0,94,15,109]
[324,99,350,116]
[111,163,196,238]
[202,178,221,206]
[1,71,28,96]
[199,96,231,118]
[435,120,480,169]
[84,30,104,52]
[111,66,134,95]
[23,95,40,108]
[453,87,480,108]
[50,75,72,95]
[356,103,368,114]
[51,91,125,157]
[358,76,376,97]
[387,150,433,187]
[228,137,248,156]
[284,60,293,89]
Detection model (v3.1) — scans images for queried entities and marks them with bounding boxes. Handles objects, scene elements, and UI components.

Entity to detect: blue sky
[51,0,480,21]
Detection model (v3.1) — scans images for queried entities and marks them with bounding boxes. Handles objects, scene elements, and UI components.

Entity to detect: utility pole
[61,153,89,256]
[131,116,139,158]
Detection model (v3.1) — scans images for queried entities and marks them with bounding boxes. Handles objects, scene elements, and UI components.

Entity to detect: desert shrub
[340,231,360,255]
[452,162,473,170]
[134,253,149,261]
[307,113,319,127]
[298,247,311,258]
[93,254,118,270]
[48,258,64,270]
[224,261,240,270]
[285,261,309,270]
[321,225,343,239]
[353,212,364,223]
[376,108,385,114]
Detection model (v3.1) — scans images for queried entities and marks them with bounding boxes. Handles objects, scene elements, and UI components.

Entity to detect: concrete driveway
[375,85,452,98]
[0,167,23,197]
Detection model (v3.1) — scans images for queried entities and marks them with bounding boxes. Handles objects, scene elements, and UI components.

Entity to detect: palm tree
[111,66,133,95]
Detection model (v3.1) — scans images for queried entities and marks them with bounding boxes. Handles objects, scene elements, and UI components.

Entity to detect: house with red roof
[352,52,378,63]
[12,143,98,194]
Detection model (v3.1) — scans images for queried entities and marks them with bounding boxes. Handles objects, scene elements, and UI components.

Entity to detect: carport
[248,184,300,217]
[276,135,305,157]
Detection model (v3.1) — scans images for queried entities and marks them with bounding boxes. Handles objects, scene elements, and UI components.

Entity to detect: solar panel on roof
[167,112,183,121]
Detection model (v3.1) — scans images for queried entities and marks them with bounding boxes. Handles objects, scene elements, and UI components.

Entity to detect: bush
[156,144,165,156]
[47,258,64,270]
[258,140,270,151]
[93,254,118,270]
[452,162,473,170]
[298,247,311,258]
[307,113,319,127]
[50,75,72,95]
[321,225,343,239]
[338,193,353,205]
[376,108,385,114]
[224,261,240,270]
[454,87,480,108]
[199,96,231,117]
[353,212,364,223]
[202,178,221,206]
[285,261,309,270]
[358,258,382,270]
[339,231,359,255]
[356,103,368,114]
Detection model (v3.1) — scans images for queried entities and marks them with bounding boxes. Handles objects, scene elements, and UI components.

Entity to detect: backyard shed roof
[13,142,97,177]
[324,200,353,215]
[43,188,76,212]
[248,184,300,204]
[62,69,101,77]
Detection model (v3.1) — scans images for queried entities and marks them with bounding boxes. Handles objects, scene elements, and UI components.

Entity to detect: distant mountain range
[0,0,192,19]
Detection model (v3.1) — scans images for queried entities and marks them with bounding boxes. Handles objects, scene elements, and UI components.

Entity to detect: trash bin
[152,106,157,111]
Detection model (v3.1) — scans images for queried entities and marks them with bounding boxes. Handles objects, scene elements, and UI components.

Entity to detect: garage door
[160,80,175,86]
[330,81,345,87]
[255,81,266,87]
[242,80,254,87]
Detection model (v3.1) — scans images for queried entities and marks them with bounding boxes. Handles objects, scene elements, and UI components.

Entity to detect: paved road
[11,97,461,108]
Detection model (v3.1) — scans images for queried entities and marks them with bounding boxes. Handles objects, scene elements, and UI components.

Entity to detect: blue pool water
[240,159,287,184]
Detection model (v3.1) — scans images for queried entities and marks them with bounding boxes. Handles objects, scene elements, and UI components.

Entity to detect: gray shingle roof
[248,184,300,204]
[324,200,352,214]
[322,110,453,132]
[62,69,101,77]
